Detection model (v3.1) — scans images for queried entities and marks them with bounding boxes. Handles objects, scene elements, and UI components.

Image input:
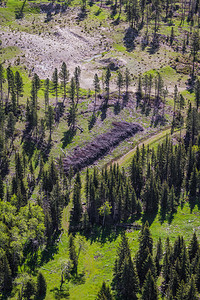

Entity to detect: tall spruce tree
[112,232,139,299]
[14,71,23,106]
[93,74,100,113]
[59,62,69,104]
[69,234,78,275]
[96,282,113,300]
[35,272,47,299]
[136,221,153,285]
[44,78,50,113]
[195,79,200,109]
[0,64,4,104]
[105,67,111,104]
[52,68,59,105]
[74,66,81,104]
[116,70,123,101]
[188,232,199,262]
[141,270,158,300]
[67,77,77,130]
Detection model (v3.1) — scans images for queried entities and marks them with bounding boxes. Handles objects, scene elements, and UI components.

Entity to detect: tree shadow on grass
[77,8,87,21]
[141,211,157,226]
[71,272,86,285]
[95,8,101,16]
[39,231,60,266]
[188,196,199,213]
[22,138,36,159]
[50,286,70,300]
[100,102,108,121]
[82,225,123,245]
[114,100,121,115]
[123,27,137,52]
[122,93,129,108]
[61,129,76,149]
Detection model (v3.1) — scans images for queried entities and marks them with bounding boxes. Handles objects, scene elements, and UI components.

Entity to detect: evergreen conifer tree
[52,68,59,105]
[14,71,23,106]
[59,62,69,104]
[186,275,198,300]
[141,270,158,300]
[188,232,199,262]
[69,234,78,275]
[96,281,113,300]
[93,74,100,113]
[36,272,47,299]
[0,63,4,103]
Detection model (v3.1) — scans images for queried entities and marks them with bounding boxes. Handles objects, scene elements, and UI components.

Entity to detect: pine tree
[44,78,50,113]
[35,272,47,299]
[170,27,174,45]
[105,67,111,104]
[11,90,17,115]
[59,62,69,104]
[22,278,35,300]
[0,253,12,296]
[116,70,123,101]
[131,156,143,197]
[172,84,178,131]
[6,112,16,139]
[14,70,23,106]
[125,67,131,96]
[142,252,157,281]
[176,280,186,300]
[188,232,199,262]
[186,275,198,300]
[152,0,161,33]
[141,270,158,300]
[67,77,77,131]
[190,30,200,77]
[0,175,4,200]
[179,244,190,283]
[141,174,159,214]
[74,66,81,104]
[112,233,139,299]
[70,182,82,225]
[160,181,169,218]
[93,74,100,113]
[140,0,146,23]
[195,79,200,109]
[52,68,59,105]
[32,73,41,105]
[155,237,162,276]
[46,106,54,142]
[136,221,153,285]
[168,268,180,298]
[162,238,172,285]
[189,164,198,198]
[69,234,78,275]
[6,65,14,99]
[120,256,139,300]
[136,74,142,104]
[195,260,200,292]
[85,168,90,202]
[172,236,184,263]
[112,233,130,291]
[96,281,113,300]
[0,64,4,104]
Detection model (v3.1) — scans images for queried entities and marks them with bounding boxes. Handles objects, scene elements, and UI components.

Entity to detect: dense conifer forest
[0,0,200,299]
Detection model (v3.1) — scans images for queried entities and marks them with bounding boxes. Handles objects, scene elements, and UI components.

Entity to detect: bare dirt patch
[0,24,105,88]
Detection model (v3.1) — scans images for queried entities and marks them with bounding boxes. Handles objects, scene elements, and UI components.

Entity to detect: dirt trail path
[112,126,172,166]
